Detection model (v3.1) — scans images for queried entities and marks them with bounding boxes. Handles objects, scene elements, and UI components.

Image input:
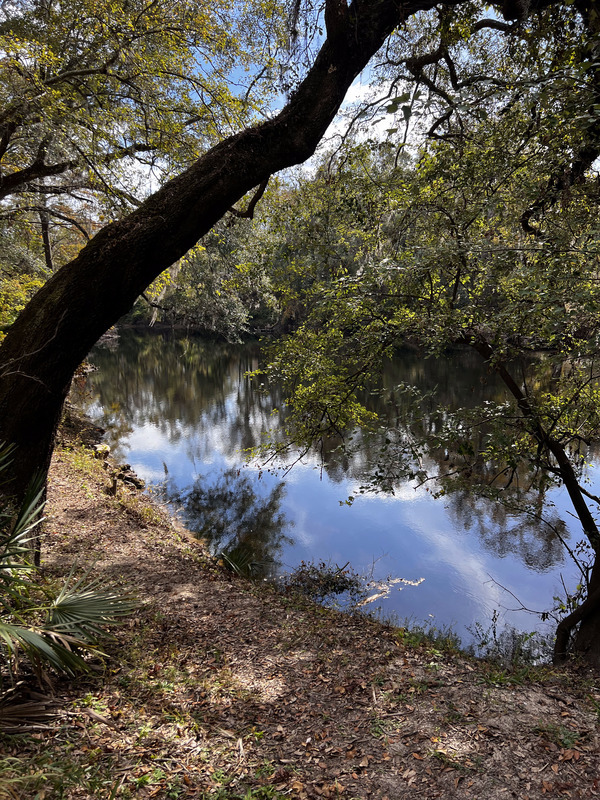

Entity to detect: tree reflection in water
[80,333,580,577]
[158,466,293,579]
[76,331,592,635]
[443,489,567,572]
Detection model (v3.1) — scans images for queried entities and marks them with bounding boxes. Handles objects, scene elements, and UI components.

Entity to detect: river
[77,330,591,653]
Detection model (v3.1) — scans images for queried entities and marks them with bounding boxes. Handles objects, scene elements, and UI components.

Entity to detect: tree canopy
[0,0,284,325]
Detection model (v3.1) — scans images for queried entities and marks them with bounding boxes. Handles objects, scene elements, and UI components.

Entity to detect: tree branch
[228,179,269,220]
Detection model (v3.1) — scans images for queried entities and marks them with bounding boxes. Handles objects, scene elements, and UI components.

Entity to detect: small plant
[533,722,581,749]
[396,620,461,652]
[278,560,367,609]
[467,611,553,667]
[0,443,136,700]
[219,544,272,579]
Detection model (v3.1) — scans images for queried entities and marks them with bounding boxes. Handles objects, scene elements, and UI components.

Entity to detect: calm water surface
[79,331,591,645]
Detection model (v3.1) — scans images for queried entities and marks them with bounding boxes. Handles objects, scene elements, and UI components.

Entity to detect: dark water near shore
[78,331,593,647]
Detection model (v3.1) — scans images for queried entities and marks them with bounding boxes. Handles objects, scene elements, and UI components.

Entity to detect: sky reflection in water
[79,331,587,645]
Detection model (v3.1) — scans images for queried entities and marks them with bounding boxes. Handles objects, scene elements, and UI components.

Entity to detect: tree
[0,0,594,556]
[0,0,280,320]
[0,0,274,203]
[0,0,597,661]
[140,219,280,338]
[259,2,600,663]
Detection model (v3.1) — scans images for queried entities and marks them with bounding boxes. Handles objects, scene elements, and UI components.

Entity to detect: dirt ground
[2,418,600,799]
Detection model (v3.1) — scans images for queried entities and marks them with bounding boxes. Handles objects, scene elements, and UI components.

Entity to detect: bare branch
[228,178,270,220]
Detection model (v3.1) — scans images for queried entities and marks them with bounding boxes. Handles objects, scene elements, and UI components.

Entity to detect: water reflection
[159,466,292,579]
[82,333,281,461]
[77,331,585,638]
[443,490,566,570]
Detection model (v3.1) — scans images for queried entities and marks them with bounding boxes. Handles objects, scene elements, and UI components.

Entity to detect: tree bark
[553,560,600,667]
[571,563,600,666]
[39,205,54,275]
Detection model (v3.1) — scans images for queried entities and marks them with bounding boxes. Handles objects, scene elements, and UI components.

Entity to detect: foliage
[0,444,135,687]
[262,13,600,493]
[3,0,600,665]
[0,0,286,327]
[467,611,554,668]
[251,4,600,659]
[150,223,280,339]
[1,0,280,198]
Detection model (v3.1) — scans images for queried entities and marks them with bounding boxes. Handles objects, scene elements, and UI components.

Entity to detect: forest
[2,0,600,677]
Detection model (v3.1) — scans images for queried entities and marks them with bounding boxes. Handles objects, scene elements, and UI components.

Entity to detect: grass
[60,443,167,528]
[0,742,124,800]
[60,444,106,480]
[477,662,549,687]
[533,722,582,749]
[395,622,461,654]
[118,490,167,527]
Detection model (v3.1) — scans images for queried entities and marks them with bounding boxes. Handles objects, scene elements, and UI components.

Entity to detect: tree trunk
[470,337,600,664]
[553,559,600,666]
[0,0,430,497]
[39,205,54,274]
[572,567,600,667]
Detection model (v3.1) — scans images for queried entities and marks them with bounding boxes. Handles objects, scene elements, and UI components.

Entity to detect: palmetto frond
[0,443,137,683]
[0,622,92,676]
[0,452,45,584]
[47,569,137,643]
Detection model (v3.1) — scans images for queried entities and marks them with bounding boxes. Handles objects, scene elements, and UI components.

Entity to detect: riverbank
[3,422,600,799]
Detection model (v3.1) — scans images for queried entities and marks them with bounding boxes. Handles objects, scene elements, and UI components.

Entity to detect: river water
[78,330,592,649]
